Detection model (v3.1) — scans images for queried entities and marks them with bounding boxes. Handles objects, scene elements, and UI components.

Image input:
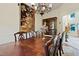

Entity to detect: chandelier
[31,3,53,16]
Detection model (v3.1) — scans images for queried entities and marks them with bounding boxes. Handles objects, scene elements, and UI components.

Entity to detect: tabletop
[0,37,47,56]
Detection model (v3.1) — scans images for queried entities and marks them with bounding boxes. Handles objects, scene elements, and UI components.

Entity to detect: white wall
[42,3,79,36]
[0,3,19,44]
[35,14,42,31]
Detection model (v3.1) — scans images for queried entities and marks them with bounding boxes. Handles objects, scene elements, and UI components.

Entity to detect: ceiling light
[31,3,53,16]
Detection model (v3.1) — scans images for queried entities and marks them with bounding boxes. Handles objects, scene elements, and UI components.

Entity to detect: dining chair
[35,31,41,38]
[14,32,26,42]
[52,36,60,56]
[32,31,37,38]
[28,31,36,39]
[44,38,53,56]
[58,32,64,55]
[44,33,63,56]
[53,32,64,56]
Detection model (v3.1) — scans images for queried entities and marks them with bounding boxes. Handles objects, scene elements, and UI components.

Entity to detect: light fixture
[31,3,53,16]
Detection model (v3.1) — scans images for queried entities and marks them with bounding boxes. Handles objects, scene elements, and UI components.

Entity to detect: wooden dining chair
[34,31,41,38]
[32,31,37,38]
[28,31,36,39]
[53,32,64,56]
[44,38,53,56]
[53,32,65,56]
[52,36,60,56]
[14,32,26,42]
[58,32,64,56]
[44,32,64,56]
[34,31,38,38]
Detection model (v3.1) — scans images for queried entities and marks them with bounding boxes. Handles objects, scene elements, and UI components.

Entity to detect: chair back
[58,32,64,56]
[53,36,60,56]
[44,33,61,56]
[59,32,64,46]
[14,32,26,42]
[14,31,40,42]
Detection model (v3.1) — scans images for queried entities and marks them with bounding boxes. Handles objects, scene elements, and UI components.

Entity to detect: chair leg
[53,50,56,56]
[58,47,64,56]
[55,49,58,56]
[14,34,17,42]
[61,47,64,54]
[60,46,64,54]
[56,50,58,56]
[59,50,62,56]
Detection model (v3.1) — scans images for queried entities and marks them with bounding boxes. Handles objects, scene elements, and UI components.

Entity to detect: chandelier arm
[32,3,53,16]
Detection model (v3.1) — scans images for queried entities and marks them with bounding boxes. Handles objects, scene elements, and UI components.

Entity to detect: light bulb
[35,6,37,10]
[42,7,45,11]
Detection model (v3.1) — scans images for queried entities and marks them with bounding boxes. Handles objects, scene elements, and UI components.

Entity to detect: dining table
[0,36,51,56]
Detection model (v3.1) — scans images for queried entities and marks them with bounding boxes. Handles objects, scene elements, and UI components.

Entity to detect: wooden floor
[0,37,48,56]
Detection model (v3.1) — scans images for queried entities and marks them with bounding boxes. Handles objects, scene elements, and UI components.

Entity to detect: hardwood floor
[0,37,47,56]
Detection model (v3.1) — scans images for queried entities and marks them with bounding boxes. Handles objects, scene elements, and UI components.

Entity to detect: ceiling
[49,3,63,10]
[26,3,63,10]
[24,3,63,15]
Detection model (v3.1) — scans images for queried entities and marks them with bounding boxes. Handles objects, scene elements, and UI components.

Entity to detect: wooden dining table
[0,37,51,56]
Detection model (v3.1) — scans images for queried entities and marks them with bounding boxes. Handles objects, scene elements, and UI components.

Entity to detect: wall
[35,14,42,31]
[43,3,79,36]
[0,3,19,44]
